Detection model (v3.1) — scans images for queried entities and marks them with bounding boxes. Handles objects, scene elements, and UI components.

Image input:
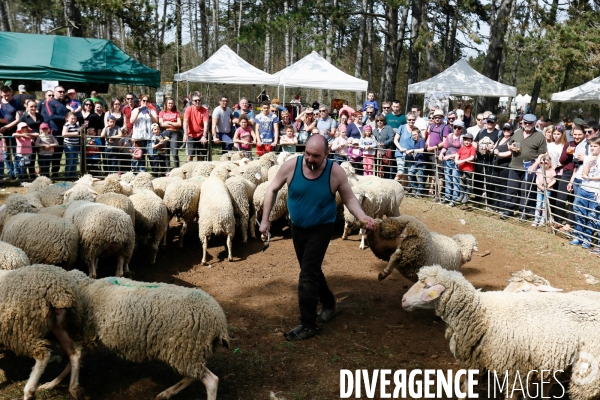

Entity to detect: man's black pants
[505,168,536,215]
[291,223,336,329]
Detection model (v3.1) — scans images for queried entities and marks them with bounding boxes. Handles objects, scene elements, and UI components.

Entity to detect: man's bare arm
[332,164,375,229]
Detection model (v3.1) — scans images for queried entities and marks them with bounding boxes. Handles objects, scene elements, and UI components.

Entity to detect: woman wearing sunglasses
[130,95,158,172]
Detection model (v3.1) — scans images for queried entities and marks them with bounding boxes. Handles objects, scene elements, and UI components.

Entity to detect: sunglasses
[320,110,327,112]
[383,106,390,109]
[476,118,483,121]
[84,103,92,106]
[453,126,463,130]
[407,119,415,122]
[367,112,374,114]
[126,97,134,100]
[192,99,200,102]
[523,121,534,125]
[503,128,512,131]
[47,94,54,98]
[447,117,456,121]
[585,130,594,134]
[56,90,65,93]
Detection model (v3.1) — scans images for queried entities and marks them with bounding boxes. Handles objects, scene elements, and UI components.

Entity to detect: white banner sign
[41,80,59,91]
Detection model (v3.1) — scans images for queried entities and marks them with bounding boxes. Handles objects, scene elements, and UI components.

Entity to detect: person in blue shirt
[393,113,418,182]
[362,91,379,114]
[405,127,427,197]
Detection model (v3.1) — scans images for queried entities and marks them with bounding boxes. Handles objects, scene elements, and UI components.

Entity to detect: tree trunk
[355,0,368,106]
[445,3,458,66]
[200,0,209,60]
[212,0,219,51]
[407,0,424,107]
[553,63,570,120]
[64,0,82,37]
[497,0,516,83]
[422,7,441,76]
[378,4,389,102]
[264,8,270,72]
[284,0,290,66]
[367,0,374,92]
[394,6,409,99]
[175,0,182,74]
[0,0,11,31]
[529,78,541,115]
[325,0,336,63]
[236,0,243,54]
[478,0,513,111]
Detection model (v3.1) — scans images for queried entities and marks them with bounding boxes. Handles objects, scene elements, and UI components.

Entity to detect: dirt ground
[0,191,598,400]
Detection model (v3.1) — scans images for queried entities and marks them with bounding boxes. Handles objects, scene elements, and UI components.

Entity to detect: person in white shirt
[466,113,485,136]
[410,105,428,138]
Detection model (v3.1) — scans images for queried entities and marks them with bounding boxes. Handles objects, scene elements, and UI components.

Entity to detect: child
[348,138,363,175]
[62,112,81,179]
[531,155,557,227]
[454,132,477,205]
[233,115,254,159]
[360,125,378,176]
[118,127,133,172]
[280,125,298,153]
[131,138,144,172]
[149,123,169,177]
[331,128,348,164]
[362,92,379,115]
[86,126,102,175]
[35,123,57,177]
[405,127,427,197]
[572,136,600,249]
[13,122,36,180]
[101,114,121,173]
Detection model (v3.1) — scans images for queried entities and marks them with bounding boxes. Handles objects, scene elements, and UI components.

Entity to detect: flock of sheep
[0,150,595,399]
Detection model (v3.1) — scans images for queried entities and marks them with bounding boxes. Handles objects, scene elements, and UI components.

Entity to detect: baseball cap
[522,114,537,123]
[106,114,116,120]
[67,89,77,94]
[18,84,26,93]
[502,123,513,130]
[40,122,50,130]
[487,114,498,123]
[452,120,465,128]
[462,133,474,140]
[573,118,586,125]
[16,122,30,132]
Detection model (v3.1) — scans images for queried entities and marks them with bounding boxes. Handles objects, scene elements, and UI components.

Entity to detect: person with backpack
[425,109,451,201]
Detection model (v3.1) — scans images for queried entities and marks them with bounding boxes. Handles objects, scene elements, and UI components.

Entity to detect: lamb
[367,216,477,282]
[402,265,600,400]
[0,264,84,400]
[27,175,53,193]
[0,241,30,270]
[120,171,136,184]
[99,173,133,196]
[180,161,200,177]
[44,270,229,400]
[341,179,404,250]
[163,176,204,247]
[168,167,185,179]
[198,165,235,264]
[96,192,136,226]
[129,188,169,264]
[64,201,135,278]
[1,195,79,269]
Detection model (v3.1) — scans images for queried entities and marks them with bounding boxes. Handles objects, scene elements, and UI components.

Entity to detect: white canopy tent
[273,51,368,100]
[550,76,600,104]
[407,59,517,97]
[173,45,279,86]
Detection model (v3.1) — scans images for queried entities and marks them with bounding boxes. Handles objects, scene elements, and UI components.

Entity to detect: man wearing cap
[501,113,547,219]
[41,86,69,176]
[66,89,82,120]
[473,114,501,207]
[426,109,452,200]
[0,85,25,179]
[13,85,35,105]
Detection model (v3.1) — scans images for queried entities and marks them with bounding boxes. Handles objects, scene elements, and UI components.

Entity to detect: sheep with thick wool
[241,152,277,185]
[225,175,256,244]
[64,201,135,278]
[199,165,236,264]
[0,264,84,400]
[402,265,600,400]
[503,270,600,302]
[1,195,79,269]
[129,188,169,264]
[96,192,136,227]
[190,162,216,178]
[38,181,76,207]
[367,216,477,282]
[250,180,289,231]
[0,241,30,270]
[99,173,133,196]
[163,176,205,247]
[342,179,404,250]
[44,270,229,400]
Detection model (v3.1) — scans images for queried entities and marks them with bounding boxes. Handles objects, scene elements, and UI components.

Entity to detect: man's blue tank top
[287,156,337,229]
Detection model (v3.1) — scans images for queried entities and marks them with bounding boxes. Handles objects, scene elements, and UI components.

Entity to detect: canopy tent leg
[277,86,280,99]
[253,85,256,107]
[283,86,286,104]
[549,102,552,120]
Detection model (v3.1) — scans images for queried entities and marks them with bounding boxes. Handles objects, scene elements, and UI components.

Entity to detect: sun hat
[433,109,444,117]
[16,122,30,132]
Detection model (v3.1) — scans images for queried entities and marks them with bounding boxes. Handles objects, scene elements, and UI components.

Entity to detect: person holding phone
[129,95,158,172]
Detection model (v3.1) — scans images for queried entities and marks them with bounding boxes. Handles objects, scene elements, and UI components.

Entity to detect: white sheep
[129,185,169,264]
[1,195,79,269]
[199,165,235,264]
[0,240,30,270]
[163,176,204,247]
[241,152,277,185]
[64,201,135,278]
[95,192,136,227]
[44,270,229,400]
[99,173,133,196]
[250,180,289,231]
[341,179,404,250]
[0,264,84,400]
[38,181,76,207]
[367,216,477,282]
[402,265,600,400]
[225,175,256,244]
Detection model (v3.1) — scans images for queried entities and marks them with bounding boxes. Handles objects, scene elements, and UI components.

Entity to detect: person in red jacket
[454,132,477,204]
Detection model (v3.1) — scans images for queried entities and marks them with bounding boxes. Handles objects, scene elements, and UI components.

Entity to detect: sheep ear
[531,285,563,292]
[420,284,446,302]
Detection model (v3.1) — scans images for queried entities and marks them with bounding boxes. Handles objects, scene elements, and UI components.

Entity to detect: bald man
[260,135,375,340]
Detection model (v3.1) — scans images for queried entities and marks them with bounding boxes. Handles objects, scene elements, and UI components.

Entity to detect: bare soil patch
[0,196,597,399]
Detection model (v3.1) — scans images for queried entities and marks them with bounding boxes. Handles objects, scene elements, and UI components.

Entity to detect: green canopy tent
[0,32,160,88]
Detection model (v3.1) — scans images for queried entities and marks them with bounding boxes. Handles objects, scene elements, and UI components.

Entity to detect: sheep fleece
[0,241,30,270]
[75,274,229,379]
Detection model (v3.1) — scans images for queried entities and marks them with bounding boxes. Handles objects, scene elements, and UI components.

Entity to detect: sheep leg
[88,258,98,279]
[116,255,125,277]
[240,216,248,244]
[226,234,233,262]
[342,222,350,240]
[48,308,84,399]
[359,229,367,250]
[201,236,208,265]
[249,213,256,239]
[37,363,70,391]
[179,221,188,248]
[155,376,196,400]
[201,367,219,400]
[24,351,51,400]
[378,249,403,281]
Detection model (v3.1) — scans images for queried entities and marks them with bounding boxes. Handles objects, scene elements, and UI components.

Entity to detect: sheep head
[503,270,562,293]
[402,265,466,311]
[63,184,97,203]
[4,194,38,217]
[451,234,479,265]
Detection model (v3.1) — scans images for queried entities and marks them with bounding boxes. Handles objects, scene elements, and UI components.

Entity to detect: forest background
[1,0,599,118]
